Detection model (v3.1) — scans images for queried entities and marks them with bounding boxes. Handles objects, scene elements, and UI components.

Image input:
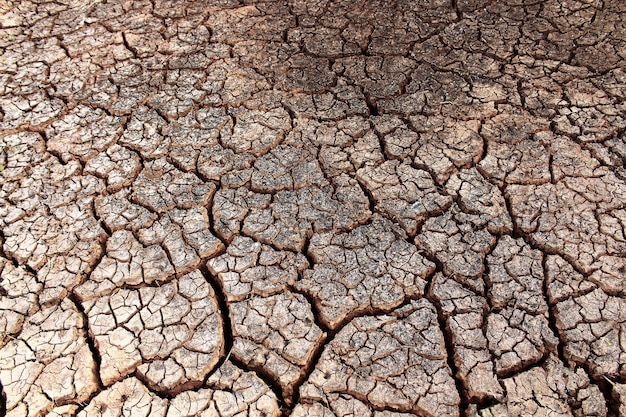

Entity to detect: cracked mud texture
[0,0,625,416]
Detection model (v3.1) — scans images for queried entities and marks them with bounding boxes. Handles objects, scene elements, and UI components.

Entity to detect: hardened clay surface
[1,0,625,416]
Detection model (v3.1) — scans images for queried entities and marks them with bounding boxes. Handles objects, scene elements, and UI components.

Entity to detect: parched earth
[1,0,625,416]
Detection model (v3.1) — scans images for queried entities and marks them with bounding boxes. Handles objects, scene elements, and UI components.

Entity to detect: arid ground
[1,0,625,416]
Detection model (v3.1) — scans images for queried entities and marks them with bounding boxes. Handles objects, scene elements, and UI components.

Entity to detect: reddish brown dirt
[1,1,625,416]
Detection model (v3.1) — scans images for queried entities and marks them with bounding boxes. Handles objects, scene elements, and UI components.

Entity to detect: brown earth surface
[1,0,625,416]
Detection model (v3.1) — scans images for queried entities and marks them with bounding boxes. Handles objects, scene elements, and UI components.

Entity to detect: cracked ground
[0,0,625,416]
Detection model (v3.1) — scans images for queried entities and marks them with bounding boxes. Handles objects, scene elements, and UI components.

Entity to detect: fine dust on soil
[1,0,625,416]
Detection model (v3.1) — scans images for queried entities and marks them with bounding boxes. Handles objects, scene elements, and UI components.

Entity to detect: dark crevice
[0,380,6,417]
[476,118,489,164]
[0,229,8,261]
[494,348,553,380]
[229,355,289,411]
[92,197,113,239]
[281,290,335,415]
[509,222,594,282]
[121,32,139,59]
[423,270,471,415]
[354,175,377,217]
[299,235,316,288]
[198,264,304,405]
[426,241,507,410]
[56,39,72,60]
[286,262,336,411]
[541,255,567,361]
[198,264,234,383]
[581,363,621,417]
[68,292,106,409]
[121,370,178,401]
[498,183,596,283]
[159,238,181,278]
[516,78,526,108]
[23,264,40,280]
[364,92,378,116]
[497,175,620,414]
[288,277,459,414]
[203,187,229,254]
[198,264,289,413]
[39,130,66,167]
[548,152,556,184]
[574,126,626,179]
